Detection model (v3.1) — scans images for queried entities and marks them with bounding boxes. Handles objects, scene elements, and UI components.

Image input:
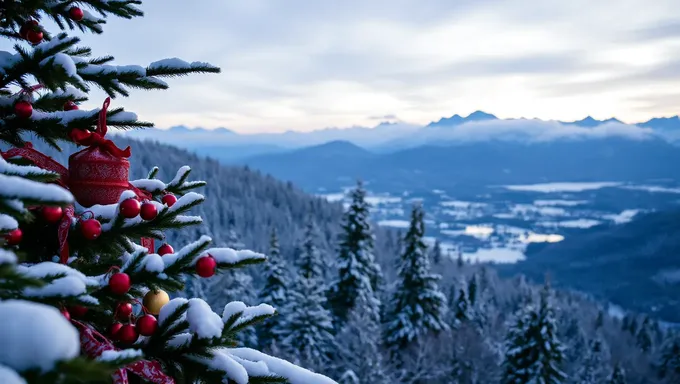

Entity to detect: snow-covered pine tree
[636,317,653,353]
[332,294,391,384]
[327,181,382,326]
[0,2,334,383]
[257,228,290,351]
[279,247,335,371]
[384,203,448,352]
[608,362,627,384]
[576,335,611,384]
[658,336,680,382]
[501,283,566,384]
[452,284,471,326]
[431,239,442,266]
[299,218,324,282]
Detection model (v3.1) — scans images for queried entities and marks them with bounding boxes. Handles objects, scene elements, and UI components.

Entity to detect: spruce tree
[280,221,334,371]
[576,335,611,384]
[431,239,442,265]
[453,286,471,325]
[502,284,566,384]
[333,295,391,384]
[468,273,478,306]
[658,337,680,382]
[0,2,333,382]
[636,317,653,353]
[608,363,627,384]
[327,181,382,325]
[257,228,290,351]
[384,203,448,352]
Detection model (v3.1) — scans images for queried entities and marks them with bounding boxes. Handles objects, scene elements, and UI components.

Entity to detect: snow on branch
[0,300,80,373]
[16,262,99,303]
[0,174,73,205]
[196,248,266,267]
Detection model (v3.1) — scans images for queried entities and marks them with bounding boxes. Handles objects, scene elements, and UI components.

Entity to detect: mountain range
[119,110,680,160]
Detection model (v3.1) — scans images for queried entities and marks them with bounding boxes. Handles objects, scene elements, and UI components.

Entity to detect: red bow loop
[70,98,131,158]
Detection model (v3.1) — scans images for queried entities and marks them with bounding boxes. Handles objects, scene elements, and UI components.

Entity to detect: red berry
[80,219,101,240]
[14,101,32,118]
[64,101,79,111]
[116,302,133,320]
[60,308,71,321]
[26,29,43,44]
[69,305,88,318]
[109,272,131,295]
[42,206,63,223]
[196,256,217,278]
[109,322,123,340]
[161,194,177,207]
[119,198,141,219]
[136,314,158,336]
[117,324,138,345]
[140,202,158,221]
[69,7,84,21]
[19,20,38,39]
[157,243,174,256]
[4,228,22,246]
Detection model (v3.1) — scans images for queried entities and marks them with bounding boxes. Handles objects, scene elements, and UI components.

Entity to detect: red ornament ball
[117,324,138,345]
[109,272,131,295]
[157,243,174,256]
[19,20,39,39]
[196,255,217,278]
[140,202,158,221]
[64,101,79,111]
[69,305,88,318]
[42,206,63,223]
[26,29,43,44]
[136,314,158,336]
[119,198,141,219]
[109,322,123,340]
[161,194,177,207]
[69,7,84,21]
[116,302,133,320]
[80,219,101,240]
[4,228,22,246]
[14,101,32,119]
[60,308,71,321]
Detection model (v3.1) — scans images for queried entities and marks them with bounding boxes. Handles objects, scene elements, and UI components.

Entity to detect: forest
[22,136,680,383]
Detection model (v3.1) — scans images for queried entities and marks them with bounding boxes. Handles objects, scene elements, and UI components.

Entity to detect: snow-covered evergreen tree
[658,336,680,382]
[333,295,391,384]
[576,335,611,384]
[257,228,291,351]
[432,239,443,266]
[299,218,325,282]
[453,285,471,326]
[501,284,566,384]
[608,362,627,384]
[280,222,335,371]
[384,203,448,352]
[327,181,382,326]
[636,317,653,353]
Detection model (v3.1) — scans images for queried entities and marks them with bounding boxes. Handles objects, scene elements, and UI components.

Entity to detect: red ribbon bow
[74,321,174,384]
[2,141,155,263]
[69,97,131,158]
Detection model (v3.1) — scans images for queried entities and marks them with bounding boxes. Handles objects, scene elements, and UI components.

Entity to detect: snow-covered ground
[318,181,680,264]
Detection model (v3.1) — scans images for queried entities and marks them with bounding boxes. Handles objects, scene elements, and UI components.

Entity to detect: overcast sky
[52,1,680,132]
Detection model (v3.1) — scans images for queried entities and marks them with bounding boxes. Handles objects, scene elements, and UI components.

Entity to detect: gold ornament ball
[143,289,169,315]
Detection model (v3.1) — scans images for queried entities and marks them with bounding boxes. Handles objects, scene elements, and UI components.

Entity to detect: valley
[318,180,680,264]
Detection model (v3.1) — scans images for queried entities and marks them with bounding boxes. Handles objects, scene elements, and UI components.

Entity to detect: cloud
[369,114,398,120]
[409,119,655,145]
[2,0,679,132]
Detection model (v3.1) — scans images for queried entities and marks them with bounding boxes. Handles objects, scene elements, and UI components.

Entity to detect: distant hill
[240,137,680,193]
[501,209,680,322]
